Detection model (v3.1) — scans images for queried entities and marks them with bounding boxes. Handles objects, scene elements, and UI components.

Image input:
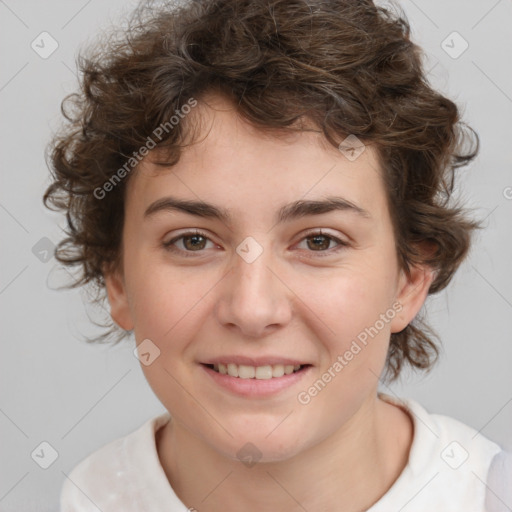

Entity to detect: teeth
[255,366,272,379]
[227,363,239,377]
[238,365,255,379]
[211,363,304,378]
[272,364,285,377]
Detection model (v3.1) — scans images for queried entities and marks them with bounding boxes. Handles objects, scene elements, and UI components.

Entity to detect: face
[106,94,431,462]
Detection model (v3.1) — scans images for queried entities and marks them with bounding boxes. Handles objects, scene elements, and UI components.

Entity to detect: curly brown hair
[43,0,479,381]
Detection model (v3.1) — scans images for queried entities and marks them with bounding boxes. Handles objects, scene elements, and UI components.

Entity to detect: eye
[162,229,349,258]
[162,230,216,257]
[295,230,349,256]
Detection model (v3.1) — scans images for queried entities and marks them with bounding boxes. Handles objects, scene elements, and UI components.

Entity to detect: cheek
[292,270,395,429]
[302,264,396,341]
[127,260,206,341]
[295,265,398,391]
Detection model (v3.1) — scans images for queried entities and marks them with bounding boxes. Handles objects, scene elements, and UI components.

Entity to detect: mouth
[203,363,311,379]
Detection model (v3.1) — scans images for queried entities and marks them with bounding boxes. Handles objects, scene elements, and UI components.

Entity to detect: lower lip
[200,364,312,398]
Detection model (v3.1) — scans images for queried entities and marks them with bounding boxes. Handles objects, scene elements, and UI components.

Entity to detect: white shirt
[60,394,511,511]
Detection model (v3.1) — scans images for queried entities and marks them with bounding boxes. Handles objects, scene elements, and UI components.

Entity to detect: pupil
[185,235,205,250]
[308,235,329,251]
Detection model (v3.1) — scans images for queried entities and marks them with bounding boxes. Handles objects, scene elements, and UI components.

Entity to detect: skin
[105,93,434,511]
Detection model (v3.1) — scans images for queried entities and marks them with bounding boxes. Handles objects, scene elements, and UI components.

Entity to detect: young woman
[45,0,511,510]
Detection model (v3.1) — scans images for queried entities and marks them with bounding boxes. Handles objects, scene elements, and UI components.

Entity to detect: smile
[200,357,312,397]
[207,363,306,379]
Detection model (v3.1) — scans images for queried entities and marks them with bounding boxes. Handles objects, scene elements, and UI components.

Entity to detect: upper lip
[201,356,311,367]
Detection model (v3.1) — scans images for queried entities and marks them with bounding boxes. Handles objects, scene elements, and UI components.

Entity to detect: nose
[215,244,293,338]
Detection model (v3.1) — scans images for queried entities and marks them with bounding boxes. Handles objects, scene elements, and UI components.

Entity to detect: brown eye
[181,234,208,251]
[163,230,215,256]
[296,230,349,256]
[306,234,332,251]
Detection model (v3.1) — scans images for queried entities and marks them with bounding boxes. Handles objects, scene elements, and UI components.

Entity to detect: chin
[209,429,307,466]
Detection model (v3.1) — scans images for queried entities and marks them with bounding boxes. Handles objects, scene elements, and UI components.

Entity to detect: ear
[104,269,135,331]
[390,263,435,334]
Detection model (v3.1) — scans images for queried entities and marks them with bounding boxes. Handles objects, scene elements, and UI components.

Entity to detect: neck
[156,394,413,511]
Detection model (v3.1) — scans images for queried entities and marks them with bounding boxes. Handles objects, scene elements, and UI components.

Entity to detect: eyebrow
[143,195,371,224]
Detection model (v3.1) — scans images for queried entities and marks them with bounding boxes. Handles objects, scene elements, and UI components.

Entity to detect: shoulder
[384,393,502,468]
[372,394,507,511]
[59,412,177,512]
[427,404,502,466]
[425,407,512,510]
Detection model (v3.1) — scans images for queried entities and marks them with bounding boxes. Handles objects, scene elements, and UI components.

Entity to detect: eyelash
[162,229,349,258]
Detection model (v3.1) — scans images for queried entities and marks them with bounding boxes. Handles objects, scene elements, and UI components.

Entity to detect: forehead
[125,94,387,224]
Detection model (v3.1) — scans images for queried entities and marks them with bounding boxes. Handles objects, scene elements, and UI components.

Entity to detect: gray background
[0,0,511,511]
